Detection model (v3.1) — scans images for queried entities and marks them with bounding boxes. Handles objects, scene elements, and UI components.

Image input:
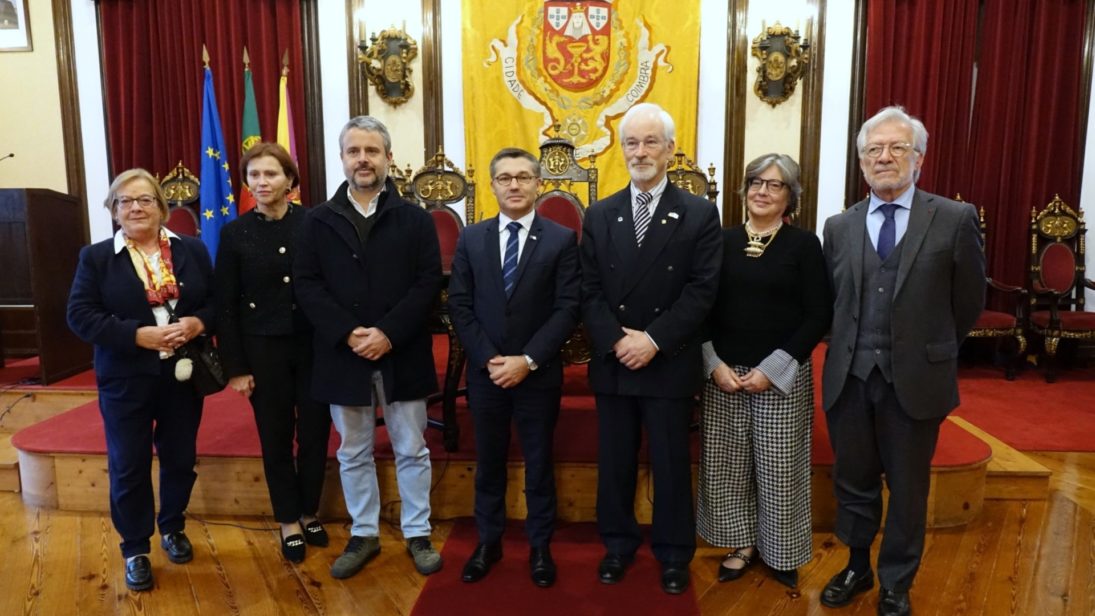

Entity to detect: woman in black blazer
[214,143,331,563]
[67,168,216,592]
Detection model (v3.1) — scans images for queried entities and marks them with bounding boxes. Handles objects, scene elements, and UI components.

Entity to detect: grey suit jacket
[821,189,986,419]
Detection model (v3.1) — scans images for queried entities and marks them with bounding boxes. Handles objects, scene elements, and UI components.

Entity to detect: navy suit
[448,214,580,546]
[67,233,215,558]
[581,182,722,564]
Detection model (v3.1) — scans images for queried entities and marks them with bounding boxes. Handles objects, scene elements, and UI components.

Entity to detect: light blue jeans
[329,371,433,538]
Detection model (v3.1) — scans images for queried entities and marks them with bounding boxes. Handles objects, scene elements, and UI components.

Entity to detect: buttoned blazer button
[249,302,256,309]
[278,246,287,254]
[283,276,291,283]
[667,265,674,271]
[654,307,661,313]
[618,304,626,311]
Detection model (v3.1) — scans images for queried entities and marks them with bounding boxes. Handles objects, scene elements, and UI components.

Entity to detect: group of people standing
[66,101,983,616]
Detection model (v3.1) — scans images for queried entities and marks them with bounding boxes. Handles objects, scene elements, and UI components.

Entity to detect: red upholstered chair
[667,149,720,204]
[958,197,1027,379]
[1027,195,1095,382]
[407,148,475,450]
[160,161,201,237]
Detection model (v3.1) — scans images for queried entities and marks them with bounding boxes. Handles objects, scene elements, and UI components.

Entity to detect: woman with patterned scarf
[67,168,216,592]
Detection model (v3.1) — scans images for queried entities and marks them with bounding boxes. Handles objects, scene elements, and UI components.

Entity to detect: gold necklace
[744,220,782,258]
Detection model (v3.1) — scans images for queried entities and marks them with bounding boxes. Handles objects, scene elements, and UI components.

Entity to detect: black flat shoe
[160,531,193,564]
[461,542,502,583]
[302,520,329,547]
[717,549,755,583]
[821,566,874,607]
[282,533,306,563]
[661,562,690,595]
[878,588,911,616]
[529,545,556,588]
[125,555,153,591]
[598,553,633,584]
[771,567,798,588]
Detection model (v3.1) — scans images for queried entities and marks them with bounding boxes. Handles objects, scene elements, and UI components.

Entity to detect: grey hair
[618,102,676,144]
[339,116,392,153]
[738,153,803,217]
[489,147,541,179]
[105,168,170,220]
[856,105,929,158]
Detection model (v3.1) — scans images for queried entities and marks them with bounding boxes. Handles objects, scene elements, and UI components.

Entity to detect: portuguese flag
[238,47,261,214]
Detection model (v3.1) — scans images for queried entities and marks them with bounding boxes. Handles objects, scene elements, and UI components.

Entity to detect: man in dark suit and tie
[580,102,722,594]
[448,147,581,588]
[820,106,986,616]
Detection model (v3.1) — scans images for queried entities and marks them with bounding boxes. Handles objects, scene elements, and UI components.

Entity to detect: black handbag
[163,303,227,396]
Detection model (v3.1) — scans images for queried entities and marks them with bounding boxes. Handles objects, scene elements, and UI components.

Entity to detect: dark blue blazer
[66,234,216,379]
[448,214,580,389]
[580,182,722,398]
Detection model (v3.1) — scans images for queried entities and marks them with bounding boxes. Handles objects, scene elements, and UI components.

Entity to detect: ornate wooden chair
[160,161,201,237]
[407,148,476,450]
[535,126,597,242]
[667,150,719,204]
[957,196,1027,379]
[1027,195,1095,382]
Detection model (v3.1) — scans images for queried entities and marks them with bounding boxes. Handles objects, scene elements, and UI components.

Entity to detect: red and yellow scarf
[124,230,180,306]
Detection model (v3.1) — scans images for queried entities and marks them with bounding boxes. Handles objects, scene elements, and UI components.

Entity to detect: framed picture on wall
[0,0,31,52]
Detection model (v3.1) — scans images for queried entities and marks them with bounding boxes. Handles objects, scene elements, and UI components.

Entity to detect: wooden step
[0,433,20,492]
[949,416,1050,500]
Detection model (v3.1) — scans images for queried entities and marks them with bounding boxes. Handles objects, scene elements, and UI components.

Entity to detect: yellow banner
[463,0,701,220]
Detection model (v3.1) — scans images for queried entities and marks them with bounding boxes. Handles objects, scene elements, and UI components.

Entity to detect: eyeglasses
[862,142,914,159]
[747,178,787,193]
[115,195,158,208]
[493,174,537,186]
[622,138,666,152]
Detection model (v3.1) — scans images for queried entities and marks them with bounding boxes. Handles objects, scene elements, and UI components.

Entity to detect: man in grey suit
[820,106,985,616]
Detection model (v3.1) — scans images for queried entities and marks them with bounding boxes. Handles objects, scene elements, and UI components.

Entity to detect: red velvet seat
[1027,195,1095,382]
[535,190,584,241]
[165,206,199,237]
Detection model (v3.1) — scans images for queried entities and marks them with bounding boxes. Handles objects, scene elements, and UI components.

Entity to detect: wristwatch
[524,354,538,371]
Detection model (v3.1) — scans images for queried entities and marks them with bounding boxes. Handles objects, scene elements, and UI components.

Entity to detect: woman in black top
[696,153,832,588]
[215,143,332,563]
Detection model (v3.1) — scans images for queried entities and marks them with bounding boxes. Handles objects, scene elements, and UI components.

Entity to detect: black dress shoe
[125,555,153,591]
[302,520,329,547]
[598,553,633,584]
[160,531,193,564]
[771,567,798,589]
[878,588,911,616]
[461,542,502,583]
[717,549,755,582]
[821,566,874,607]
[529,545,556,587]
[661,562,690,595]
[281,533,306,563]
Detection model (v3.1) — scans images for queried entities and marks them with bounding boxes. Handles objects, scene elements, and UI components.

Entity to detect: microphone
[0,153,13,163]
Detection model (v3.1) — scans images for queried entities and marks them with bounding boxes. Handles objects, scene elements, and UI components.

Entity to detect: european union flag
[199,66,236,262]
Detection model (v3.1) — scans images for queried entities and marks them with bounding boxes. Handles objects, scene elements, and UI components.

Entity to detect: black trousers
[244,334,332,523]
[98,357,202,558]
[826,368,943,591]
[467,379,560,547]
[595,394,696,564]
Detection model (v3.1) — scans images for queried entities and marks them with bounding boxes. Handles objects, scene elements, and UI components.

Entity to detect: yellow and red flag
[277,50,301,205]
[463,0,701,219]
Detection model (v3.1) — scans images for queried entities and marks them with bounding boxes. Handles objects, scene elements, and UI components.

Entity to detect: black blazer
[293,180,442,406]
[580,182,722,398]
[448,214,580,389]
[66,233,216,379]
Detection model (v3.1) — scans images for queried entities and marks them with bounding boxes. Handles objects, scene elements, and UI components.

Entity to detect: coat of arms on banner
[486,0,671,159]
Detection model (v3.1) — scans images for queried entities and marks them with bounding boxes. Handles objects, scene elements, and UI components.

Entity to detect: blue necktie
[502,221,521,297]
[876,203,898,261]
[634,191,653,246]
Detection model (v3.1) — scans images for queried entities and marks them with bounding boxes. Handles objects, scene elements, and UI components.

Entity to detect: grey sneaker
[330,535,380,579]
[406,536,443,575]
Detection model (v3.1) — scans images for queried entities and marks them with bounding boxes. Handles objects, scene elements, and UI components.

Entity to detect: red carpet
[954,363,1095,451]
[410,518,699,616]
[0,356,97,389]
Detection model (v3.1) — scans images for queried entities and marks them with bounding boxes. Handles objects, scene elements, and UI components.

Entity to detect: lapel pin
[668,212,679,219]
[661,219,667,224]
[530,234,538,240]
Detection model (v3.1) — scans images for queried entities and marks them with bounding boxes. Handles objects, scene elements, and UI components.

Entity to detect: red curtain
[865,0,980,198]
[966,0,1088,289]
[99,0,311,204]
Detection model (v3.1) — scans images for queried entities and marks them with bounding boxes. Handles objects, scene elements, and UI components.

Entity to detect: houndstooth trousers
[696,361,814,570]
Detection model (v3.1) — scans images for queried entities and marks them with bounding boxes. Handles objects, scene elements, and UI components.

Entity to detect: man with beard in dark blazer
[294,116,443,580]
[580,102,722,595]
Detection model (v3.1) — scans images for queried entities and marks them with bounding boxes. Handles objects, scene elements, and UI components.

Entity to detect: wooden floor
[0,451,1090,615]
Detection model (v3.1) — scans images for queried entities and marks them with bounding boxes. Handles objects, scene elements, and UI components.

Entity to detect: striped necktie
[502,221,521,297]
[634,191,653,247]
